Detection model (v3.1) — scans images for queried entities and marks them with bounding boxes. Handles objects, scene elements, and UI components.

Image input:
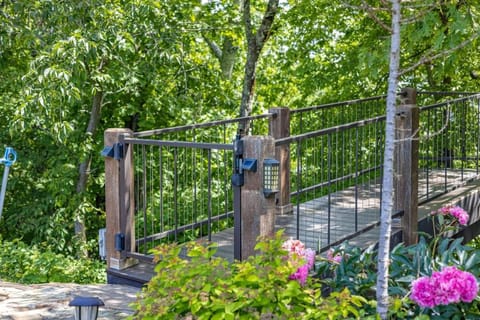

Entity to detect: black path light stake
[69,296,105,320]
[263,158,280,197]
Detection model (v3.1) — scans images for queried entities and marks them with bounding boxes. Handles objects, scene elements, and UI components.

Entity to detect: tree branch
[202,34,223,60]
[255,0,279,50]
[400,32,480,76]
[243,0,253,42]
[341,0,391,33]
[361,0,391,33]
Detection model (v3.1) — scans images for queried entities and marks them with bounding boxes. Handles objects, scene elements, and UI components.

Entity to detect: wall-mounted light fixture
[69,296,104,320]
[263,158,279,197]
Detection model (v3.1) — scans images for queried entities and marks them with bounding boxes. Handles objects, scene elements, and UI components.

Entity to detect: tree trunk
[203,35,238,80]
[238,0,279,135]
[376,0,401,318]
[75,89,104,257]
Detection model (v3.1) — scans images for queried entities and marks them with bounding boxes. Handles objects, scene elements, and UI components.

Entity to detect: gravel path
[0,281,141,319]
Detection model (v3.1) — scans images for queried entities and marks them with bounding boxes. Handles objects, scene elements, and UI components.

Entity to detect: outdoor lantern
[263,158,280,197]
[69,296,104,320]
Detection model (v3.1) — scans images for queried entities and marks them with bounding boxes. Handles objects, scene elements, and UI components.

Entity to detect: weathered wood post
[104,129,137,271]
[394,88,419,246]
[269,107,293,215]
[241,136,277,258]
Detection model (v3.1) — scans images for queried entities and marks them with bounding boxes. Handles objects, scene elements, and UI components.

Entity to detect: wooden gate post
[241,136,277,259]
[269,107,293,215]
[104,128,137,270]
[394,88,419,246]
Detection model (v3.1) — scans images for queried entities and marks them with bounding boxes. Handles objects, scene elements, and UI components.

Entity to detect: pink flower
[326,248,342,264]
[305,248,316,269]
[282,239,315,285]
[282,238,306,255]
[432,205,469,226]
[449,206,469,225]
[289,264,309,285]
[411,266,478,308]
[411,277,436,308]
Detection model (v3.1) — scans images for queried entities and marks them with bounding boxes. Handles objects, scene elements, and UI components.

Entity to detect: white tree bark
[376,0,401,318]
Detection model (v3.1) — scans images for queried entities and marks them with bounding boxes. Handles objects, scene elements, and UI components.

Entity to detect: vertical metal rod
[425,110,431,199]
[223,125,229,220]
[193,130,197,232]
[149,146,154,249]
[296,142,301,240]
[174,148,178,242]
[461,100,466,181]
[354,127,359,232]
[134,144,140,251]
[327,134,332,245]
[118,135,127,258]
[159,148,164,234]
[207,150,212,242]
[233,184,241,261]
[444,107,448,192]
[141,145,147,253]
[0,166,10,220]
[233,136,242,261]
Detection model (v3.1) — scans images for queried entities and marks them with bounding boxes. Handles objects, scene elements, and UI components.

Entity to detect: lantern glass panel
[263,159,279,197]
[74,306,99,320]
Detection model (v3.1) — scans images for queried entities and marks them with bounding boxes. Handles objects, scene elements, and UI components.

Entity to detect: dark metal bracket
[101,143,124,160]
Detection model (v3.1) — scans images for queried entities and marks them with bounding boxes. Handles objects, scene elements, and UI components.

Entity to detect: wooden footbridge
[102,89,480,286]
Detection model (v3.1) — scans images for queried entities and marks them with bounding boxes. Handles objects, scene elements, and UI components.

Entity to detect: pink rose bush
[282,238,315,285]
[411,266,478,308]
[432,205,469,226]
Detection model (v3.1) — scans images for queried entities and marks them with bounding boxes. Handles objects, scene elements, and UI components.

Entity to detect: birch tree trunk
[376,0,401,318]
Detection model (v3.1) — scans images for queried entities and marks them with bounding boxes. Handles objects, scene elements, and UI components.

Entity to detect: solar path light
[69,296,105,320]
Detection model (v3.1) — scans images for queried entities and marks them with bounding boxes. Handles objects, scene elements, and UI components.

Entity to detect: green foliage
[316,243,378,299]
[317,211,480,319]
[0,237,105,284]
[130,231,371,319]
[0,0,479,268]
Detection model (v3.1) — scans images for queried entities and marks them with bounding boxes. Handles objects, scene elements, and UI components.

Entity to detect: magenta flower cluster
[411,266,478,308]
[326,248,342,264]
[433,205,469,225]
[282,238,315,285]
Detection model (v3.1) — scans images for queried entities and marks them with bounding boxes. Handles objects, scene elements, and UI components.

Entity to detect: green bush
[0,237,106,284]
[130,231,372,319]
[317,206,480,319]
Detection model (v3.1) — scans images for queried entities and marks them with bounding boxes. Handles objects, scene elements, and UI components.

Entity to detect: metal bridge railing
[280,92,480,252]
[418,93,480,202]
[104,90,480,266]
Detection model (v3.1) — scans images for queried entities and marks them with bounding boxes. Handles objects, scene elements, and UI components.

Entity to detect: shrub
[130,230,371,319]
[0,237,106,284]
[317,205,480,319]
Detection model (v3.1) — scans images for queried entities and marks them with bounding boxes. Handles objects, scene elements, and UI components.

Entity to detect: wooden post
[269,107,293,215]
[104,129,137,270]
[394,88,419,246]
[241,136,277,258]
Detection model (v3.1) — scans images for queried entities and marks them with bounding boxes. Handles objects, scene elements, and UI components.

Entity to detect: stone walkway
[0,281,141,320]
